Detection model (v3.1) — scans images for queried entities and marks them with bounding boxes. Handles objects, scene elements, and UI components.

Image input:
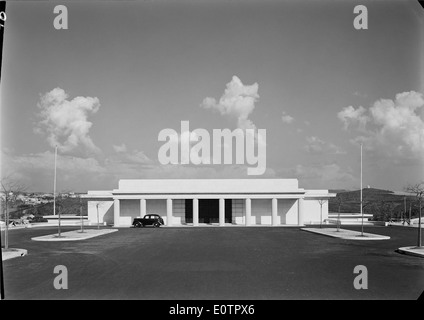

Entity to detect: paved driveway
[1,226,423,299]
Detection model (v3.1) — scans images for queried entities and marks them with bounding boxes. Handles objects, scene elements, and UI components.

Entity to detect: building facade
[85,179,336,227]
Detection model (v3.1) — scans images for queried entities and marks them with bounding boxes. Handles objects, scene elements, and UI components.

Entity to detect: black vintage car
[133,214,164,228]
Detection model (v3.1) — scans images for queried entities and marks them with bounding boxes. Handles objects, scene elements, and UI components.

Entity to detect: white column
[245,198,251,226]
[219,198,225,226]
[113,199,120,227]
[193,199,199,226]
[272,198,278,226]
[298,198,304,226]
[166,198,173,226]
[140,199,146,217]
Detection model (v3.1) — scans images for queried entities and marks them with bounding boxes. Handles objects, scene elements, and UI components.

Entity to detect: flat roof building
[85,179,336,227]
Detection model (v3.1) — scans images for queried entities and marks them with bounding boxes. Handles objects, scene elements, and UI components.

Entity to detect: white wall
[173,199,186,224]
[117,199,172,226]
[278,199,298,225]
[118,179,300,194]
[246,199,299,225]
[87,201,114,225]
[251,199,272,225]
[119,200,140,226]
[303,199,329,224]
[146,199,167,224]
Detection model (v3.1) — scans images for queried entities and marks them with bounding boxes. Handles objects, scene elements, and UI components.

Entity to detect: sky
[1,0,423,193]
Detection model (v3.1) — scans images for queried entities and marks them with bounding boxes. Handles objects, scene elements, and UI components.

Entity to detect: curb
[31,229,118,241]
[301,228,390,240]
[2,248,28,261]
[397,246,424,258]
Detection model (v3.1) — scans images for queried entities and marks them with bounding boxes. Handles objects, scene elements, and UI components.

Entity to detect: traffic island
[2,248,28,261]
[31,228,118,241]
[397,246,424,258]
[301,228,390,240]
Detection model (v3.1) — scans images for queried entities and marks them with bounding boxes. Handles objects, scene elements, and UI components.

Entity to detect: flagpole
[53,145,61,237]
[360,143,363,237]
[53,145,57,216]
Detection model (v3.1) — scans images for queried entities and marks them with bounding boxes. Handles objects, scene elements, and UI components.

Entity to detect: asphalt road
[1,225,423,300]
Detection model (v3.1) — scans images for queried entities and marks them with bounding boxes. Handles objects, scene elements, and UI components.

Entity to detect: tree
[368,202,381,221]
[335,194,344,232]
[52,192,87,236]
[361,199,372,213]
[384,202,396,222]
[95,201,108,229]
[78,195,85,233]
[405,182,424,248]
[317,199,328,229]
[1,175,27,250]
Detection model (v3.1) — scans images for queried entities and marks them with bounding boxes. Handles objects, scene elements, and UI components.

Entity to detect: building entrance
[185,199,232,224]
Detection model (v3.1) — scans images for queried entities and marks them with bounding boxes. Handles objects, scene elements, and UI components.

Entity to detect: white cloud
[35,88,101,155]
[5,151,105,173]
[291,163,356,189]
[1,150,107,191]
[353,91,368,98]
[2,147,275,191]
[281,111,294,124]
[338,91,424,161]
[337,105,369,131]
[200,76,266,148]
[125,150,152,164]
[304,136,345,155]
[200,75,259,130]
[108,146,153,165]
[113,144,127,153]
[368,91,424,154]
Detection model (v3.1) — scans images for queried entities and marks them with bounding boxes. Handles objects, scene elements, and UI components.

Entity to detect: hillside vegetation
[329,188,420,221]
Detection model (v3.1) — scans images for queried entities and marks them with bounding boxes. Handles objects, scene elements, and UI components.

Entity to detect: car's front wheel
[153,222,160,228]
[134,222,142,228]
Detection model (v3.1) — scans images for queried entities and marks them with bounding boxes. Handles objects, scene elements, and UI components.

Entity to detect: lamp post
[418,196,422,248]
[96,203,100,230]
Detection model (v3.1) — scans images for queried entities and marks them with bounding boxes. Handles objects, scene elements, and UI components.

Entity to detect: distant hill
[329,189,348,194]
[328,188,419,221]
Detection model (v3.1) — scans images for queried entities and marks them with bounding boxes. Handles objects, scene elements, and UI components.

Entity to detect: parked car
[133,214,164,228]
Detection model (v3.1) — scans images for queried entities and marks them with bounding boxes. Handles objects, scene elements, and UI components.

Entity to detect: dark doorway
[225,199,232,223]
[185,199,232,224]
[185,199,193,223]
[199,199,218,224]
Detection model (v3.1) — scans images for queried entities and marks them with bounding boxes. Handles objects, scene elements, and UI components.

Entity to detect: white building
[85,179,336,227]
